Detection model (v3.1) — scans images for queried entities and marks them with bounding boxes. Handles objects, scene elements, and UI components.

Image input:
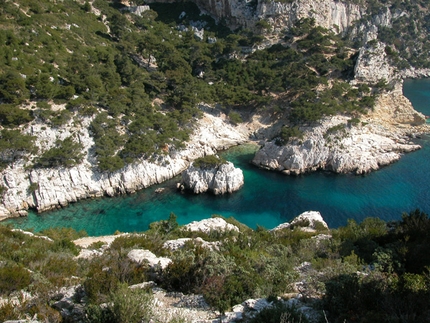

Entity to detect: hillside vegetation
[0,0,383,173]
[1,211,430,322]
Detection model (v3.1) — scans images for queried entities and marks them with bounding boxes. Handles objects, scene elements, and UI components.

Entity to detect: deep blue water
[5,79,430,235]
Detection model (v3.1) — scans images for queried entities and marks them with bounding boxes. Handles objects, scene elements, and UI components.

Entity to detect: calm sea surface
[5,79,430,235]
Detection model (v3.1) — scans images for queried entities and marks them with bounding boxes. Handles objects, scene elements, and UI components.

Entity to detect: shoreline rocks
[183,217,240,234]
[0,111,249,220]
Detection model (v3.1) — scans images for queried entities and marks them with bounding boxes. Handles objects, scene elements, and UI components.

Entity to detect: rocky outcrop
[127,249,172,269]
[145,0,397,38]
[181,161,244,195]
[183,217,240,234]
[0,109,248,219]
[252,107,428,175]
[353,41,397,84]
[51,286,86,323]
[400,68,430,79]
[163,237,221,251]
[256,0,364,34]
[271,211,329,232]
[252,38,428,176]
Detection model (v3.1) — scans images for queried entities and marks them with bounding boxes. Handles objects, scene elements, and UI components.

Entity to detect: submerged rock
[181,161,244,195]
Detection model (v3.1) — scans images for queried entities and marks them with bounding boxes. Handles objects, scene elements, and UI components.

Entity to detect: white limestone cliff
[145,0,394,37]
[0,109,248,220]
[252,91,426,175]
[181,161,244,195]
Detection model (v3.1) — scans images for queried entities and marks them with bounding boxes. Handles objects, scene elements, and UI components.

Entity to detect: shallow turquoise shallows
[5,79,430,236]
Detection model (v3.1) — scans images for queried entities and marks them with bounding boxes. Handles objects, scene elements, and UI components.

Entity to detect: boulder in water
[181,158,244,195]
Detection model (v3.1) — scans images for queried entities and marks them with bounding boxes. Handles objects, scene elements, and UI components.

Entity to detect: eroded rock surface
[127,249,172,269]
[181,161,244,195]
[253,91,426,175]
[0,111,248,219]
[183,217,240,234]
[271,211,329,232]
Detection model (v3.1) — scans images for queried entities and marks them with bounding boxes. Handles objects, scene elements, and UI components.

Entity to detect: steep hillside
[1,211,430,322]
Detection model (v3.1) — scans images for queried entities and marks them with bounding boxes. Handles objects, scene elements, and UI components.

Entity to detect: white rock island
[180,156,244,195]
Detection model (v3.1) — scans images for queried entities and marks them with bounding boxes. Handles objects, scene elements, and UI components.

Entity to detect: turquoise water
[5,79,430,235]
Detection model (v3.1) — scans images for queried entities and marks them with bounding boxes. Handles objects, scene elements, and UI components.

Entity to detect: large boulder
[181,161,244,195]
[183,217,239,234]
[271,211,329,232]
[127,249,172,269]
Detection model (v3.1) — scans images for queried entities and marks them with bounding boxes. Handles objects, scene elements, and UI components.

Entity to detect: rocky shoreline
[1,83,429,219]
[0,110,249,220]
[1,8,429,221]
[252,41,430,175]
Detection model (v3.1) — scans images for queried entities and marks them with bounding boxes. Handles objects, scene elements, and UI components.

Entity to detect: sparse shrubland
[1,210,430,322]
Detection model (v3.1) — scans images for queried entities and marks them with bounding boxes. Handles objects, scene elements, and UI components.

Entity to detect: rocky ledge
[180,161,244,195]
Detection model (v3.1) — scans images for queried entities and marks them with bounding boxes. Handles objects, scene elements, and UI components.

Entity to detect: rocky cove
[1,0,430,222]
[2,77,429,221]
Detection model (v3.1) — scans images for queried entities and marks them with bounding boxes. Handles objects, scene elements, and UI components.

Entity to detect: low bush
[193,155,227,169]
[249,300,310,323]
[0,264,32,295]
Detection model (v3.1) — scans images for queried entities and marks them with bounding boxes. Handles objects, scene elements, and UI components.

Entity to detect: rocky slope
[252,41,429,175]
[180,161,244,195]
[66,212,328,323]
[252,93,426,175]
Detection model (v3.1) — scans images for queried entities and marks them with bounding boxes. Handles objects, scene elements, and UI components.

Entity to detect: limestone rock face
[256,0,364,34]
[354,41,396,84]
[181,161,244,195]
[183,217,239,234]
[253,89,427,176]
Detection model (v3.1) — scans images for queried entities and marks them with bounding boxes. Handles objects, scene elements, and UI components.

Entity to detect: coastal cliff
[252,41,428,175]
[0,111,248,219]
[146,0,393,35]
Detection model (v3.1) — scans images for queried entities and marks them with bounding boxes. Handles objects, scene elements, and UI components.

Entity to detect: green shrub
[249,300,310,323]
[0,264,32,295]
[40,227,88,241]
[277,126,303,145]
[193,155,226,169]
[0,301,19,322]
[110,283,153,323]
[35,136,84,168]
[228,111,243,125]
